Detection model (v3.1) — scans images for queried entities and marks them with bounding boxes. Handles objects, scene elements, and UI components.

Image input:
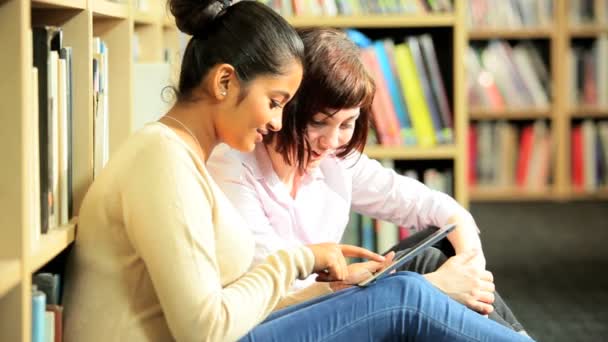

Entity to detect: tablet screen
[357,223,457,287]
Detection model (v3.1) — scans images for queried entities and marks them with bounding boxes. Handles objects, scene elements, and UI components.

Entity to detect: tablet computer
[357,223,457,287]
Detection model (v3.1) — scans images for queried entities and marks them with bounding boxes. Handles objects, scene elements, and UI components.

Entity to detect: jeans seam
[320,305,484,342]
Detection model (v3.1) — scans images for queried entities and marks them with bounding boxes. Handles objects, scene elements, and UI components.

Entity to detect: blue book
[374,40,417,146]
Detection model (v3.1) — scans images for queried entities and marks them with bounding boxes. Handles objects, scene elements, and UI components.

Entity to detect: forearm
[446,214,483,254]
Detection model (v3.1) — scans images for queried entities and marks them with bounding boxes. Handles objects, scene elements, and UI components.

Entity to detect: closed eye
[270,100,283,109]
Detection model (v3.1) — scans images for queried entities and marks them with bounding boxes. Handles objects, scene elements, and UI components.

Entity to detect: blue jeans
[240,272,532,341]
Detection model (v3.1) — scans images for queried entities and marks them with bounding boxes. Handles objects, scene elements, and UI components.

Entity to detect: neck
[161,101,218,162]
[264,142,303,195]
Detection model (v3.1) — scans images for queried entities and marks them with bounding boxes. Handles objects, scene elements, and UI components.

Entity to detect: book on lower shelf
[469,119,552,190]
[571,119,608,192]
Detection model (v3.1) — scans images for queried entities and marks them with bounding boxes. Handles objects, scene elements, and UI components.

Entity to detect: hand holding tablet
[357,223,457,287]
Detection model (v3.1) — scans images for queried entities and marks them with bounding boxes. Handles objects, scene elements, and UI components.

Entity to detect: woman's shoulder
[207,143,261,181]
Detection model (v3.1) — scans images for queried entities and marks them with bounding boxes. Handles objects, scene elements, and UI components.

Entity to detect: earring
[221,91,227,96]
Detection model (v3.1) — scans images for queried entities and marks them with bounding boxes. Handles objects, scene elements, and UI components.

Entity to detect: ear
[210,63,237,100]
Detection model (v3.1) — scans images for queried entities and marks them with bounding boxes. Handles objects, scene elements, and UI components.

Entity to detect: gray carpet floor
[470,201,608,342]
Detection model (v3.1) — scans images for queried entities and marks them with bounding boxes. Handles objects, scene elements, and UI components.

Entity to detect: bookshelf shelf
[469,107,552,120]
[287,14,455,28]
[570,106,608,118]
[468,27,553,40]
[30,222,76,274]
[0,259,21,298]
[364,145,457,160]
[32,0,87,9]
[568,25,608,37]
[92,0,129,19]
[134,10,158,25]
[470,187,555,201]
[569,188,608,200]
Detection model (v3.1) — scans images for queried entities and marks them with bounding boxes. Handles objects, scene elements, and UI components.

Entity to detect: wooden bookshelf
[287,14,455,28]
[365,145,458,160]
[568,24,608,37]
[570,106,608,118]
[91,0,129,19]
[30,223,76,273]
[469,107,552,120]
[31,0,86,9]
[0,0,178,340]
[467,0,608,202]
[0,260,21,298]
[468,27,554,40]
[470,187,556,201]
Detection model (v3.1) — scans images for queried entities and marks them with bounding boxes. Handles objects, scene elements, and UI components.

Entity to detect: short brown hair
[265,28,375,170]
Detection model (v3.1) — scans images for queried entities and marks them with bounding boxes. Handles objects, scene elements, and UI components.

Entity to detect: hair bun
[168,0,226,36]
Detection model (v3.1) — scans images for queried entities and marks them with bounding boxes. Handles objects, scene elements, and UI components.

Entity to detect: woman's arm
[346,152,484,266]
[121,142,316,342]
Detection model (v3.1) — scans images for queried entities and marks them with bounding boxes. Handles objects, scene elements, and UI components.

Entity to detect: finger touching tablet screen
[357,223,457,287]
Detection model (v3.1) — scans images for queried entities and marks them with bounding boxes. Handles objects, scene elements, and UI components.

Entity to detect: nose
[319,127,340,150]
[267,116,282,132]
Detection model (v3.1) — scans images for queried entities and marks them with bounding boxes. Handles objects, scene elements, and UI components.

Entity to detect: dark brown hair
[168,0,304,102]
[266,28,375,170]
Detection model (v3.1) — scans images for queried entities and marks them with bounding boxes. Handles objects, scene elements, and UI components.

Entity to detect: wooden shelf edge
[468,27,553,39]
[0,259,21,298]
[570,107,608,118]
[287,14,455,28]
[92,0,129,19]
[134,10,159,25]
[364,145,457,159]
[470,187,554,201]
[568,25,608,37]
[30,222,76,273]
[469,107,552,120]
[568,188,608,200]
[32,0,87,9]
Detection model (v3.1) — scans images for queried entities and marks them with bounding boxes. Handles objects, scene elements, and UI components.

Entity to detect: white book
[598,122,608,186]
[581,120,597,191]
[512,46,549,107]
[49,51,59,230]
[57,58,69,225]
[30,66,41,251]
[44,311,54,342]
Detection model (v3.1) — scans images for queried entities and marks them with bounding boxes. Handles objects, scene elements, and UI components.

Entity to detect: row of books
[341,163,453,255]
[569,35,608,107]
[32,26,74,237]
[467,41,550,109]
[93,37,110,178]
[466,0,553,29]
[261,0,452,17]
[352,31,453,147]
[569,0,607,25]
[572,119,608,191]
[31,273,63,342]
[31,26,109,237]
[469,120,552,189]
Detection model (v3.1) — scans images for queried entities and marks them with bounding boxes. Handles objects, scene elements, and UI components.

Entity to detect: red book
[516,125,534,187]
[571,125,584,190]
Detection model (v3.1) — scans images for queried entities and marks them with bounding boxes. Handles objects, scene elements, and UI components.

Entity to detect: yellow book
[394,43,436,147]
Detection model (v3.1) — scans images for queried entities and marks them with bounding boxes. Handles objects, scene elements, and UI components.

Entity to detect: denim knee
[377,271,432,293]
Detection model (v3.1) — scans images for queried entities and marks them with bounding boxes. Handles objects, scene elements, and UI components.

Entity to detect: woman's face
[218,61,302,152]
[305,107,360,170]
